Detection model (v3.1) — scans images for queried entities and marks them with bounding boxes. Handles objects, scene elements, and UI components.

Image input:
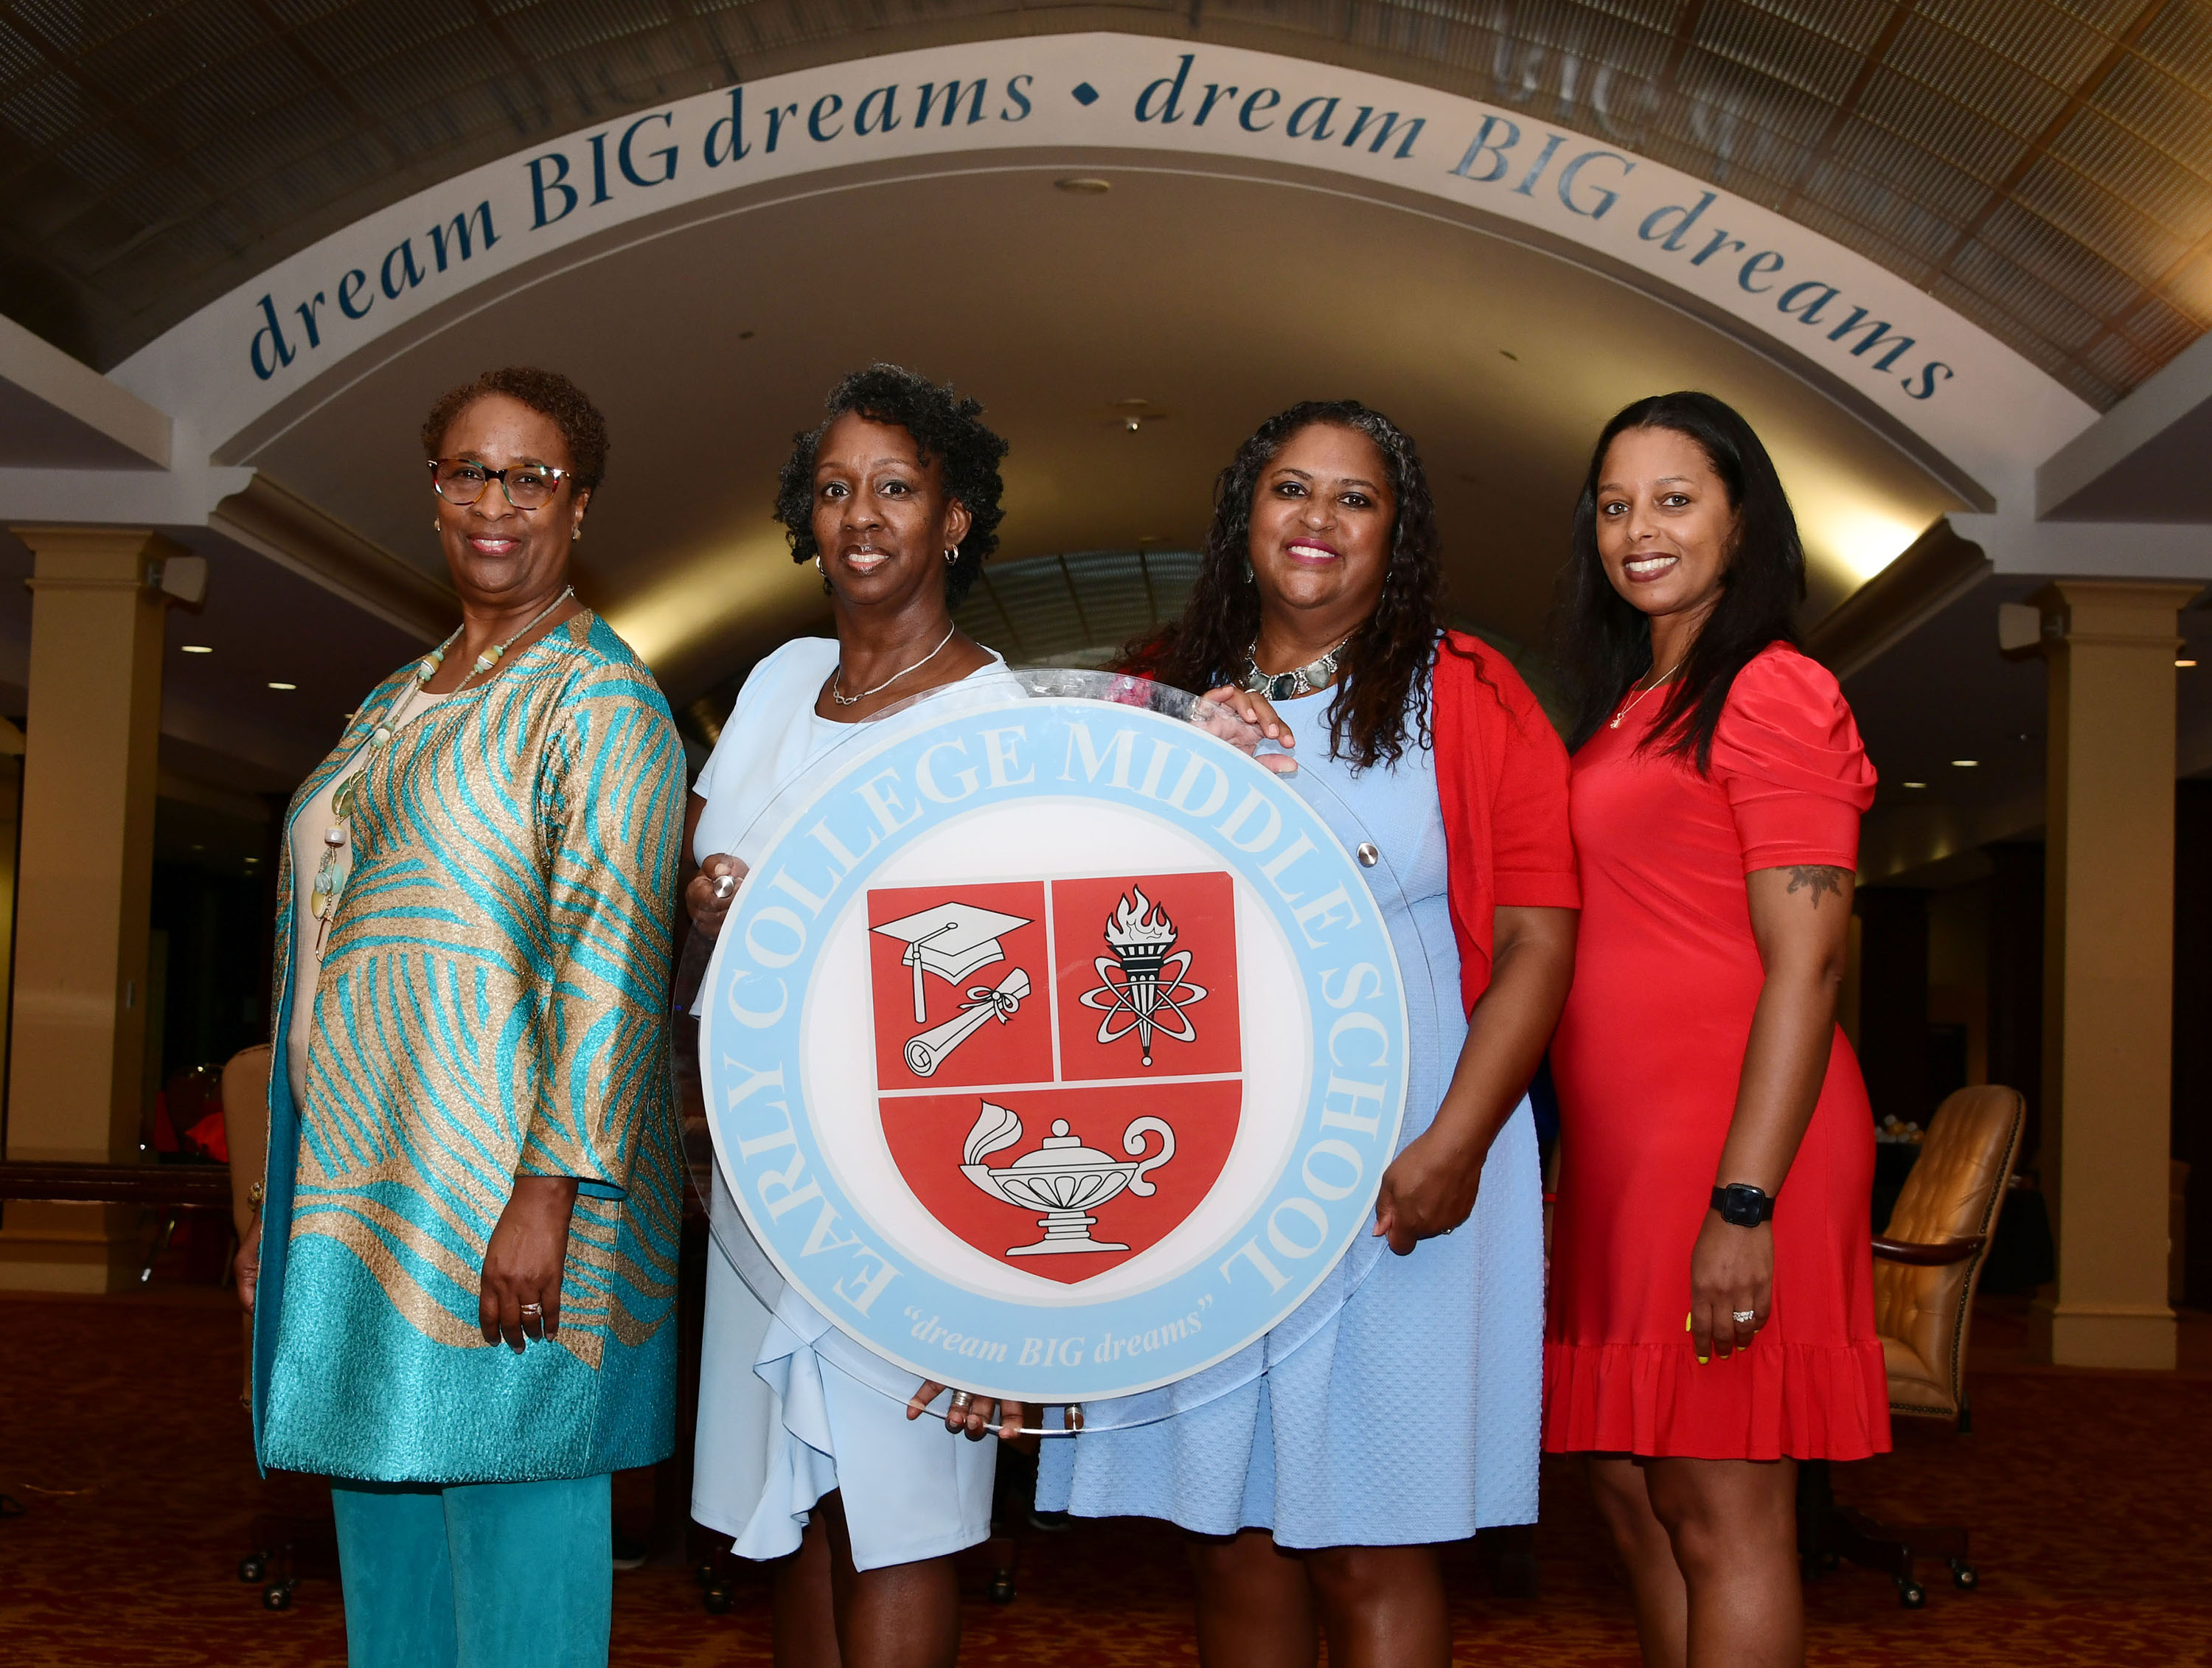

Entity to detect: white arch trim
[114,32,2092,498]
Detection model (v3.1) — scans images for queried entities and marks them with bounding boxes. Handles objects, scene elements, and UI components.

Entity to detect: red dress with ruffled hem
[1543,644,1891,1462]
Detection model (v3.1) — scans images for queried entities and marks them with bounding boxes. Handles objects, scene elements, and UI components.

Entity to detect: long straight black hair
[1557,391,1806,768]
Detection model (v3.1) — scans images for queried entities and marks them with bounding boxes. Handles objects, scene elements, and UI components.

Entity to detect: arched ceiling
[1,0,2208,410]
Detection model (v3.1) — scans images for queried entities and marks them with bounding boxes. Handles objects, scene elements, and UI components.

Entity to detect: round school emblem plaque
[700,682,1410,1403]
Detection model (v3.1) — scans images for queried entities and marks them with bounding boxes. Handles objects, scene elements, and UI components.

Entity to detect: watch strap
[1711,1183,1775,1226]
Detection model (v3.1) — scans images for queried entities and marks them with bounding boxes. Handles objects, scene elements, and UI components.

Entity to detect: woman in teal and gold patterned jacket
[236,366,685,1668]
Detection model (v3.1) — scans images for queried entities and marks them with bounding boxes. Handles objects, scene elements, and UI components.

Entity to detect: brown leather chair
[1801,1084,2024,1608]
[1874,1083,2025,1433]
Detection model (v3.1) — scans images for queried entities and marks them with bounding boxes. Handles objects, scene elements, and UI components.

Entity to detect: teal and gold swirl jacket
[255,611,686,1482]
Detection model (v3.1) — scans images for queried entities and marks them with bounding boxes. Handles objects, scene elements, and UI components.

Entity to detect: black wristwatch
[1711,1183,1775,1228]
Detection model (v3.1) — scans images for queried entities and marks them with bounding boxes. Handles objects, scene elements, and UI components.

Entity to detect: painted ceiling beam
[0,313,170,471]
[2036,329,2212,525]
[206,472,454,645]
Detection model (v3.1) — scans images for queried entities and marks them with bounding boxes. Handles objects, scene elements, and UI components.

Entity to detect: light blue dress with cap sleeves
[689,638,1010,1572]
[1034,684,1545,1546]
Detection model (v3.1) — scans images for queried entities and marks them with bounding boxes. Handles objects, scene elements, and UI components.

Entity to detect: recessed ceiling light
[181,644,212,654]
[2179,658,2198,668]
[268,681,297,690]
[244,855,259,863]
[1950,759,1978,768]
[1902,781,1927,789]
[1054,176,1110,193]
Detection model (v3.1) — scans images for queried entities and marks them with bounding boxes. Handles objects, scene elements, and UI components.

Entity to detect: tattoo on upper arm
[1783,864,1851,907]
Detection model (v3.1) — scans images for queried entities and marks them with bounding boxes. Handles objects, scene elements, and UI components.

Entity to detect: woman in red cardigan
[1039,400,1578,1667]
[1546,392,1887,1668]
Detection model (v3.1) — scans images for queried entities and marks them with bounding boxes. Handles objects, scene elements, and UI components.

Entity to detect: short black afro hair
[422,366,610,492]
[775,364,1008,606]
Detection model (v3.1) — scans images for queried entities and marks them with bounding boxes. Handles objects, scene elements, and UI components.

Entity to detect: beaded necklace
[308,587,574,950]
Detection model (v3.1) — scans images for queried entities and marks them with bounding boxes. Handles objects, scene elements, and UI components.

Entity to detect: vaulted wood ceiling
[1,0,2208,409]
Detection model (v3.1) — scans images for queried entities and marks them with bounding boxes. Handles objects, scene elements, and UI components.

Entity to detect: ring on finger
[949,1391,973,1410]
[519,1302,543,1318]
[1731,1309,1756,1325]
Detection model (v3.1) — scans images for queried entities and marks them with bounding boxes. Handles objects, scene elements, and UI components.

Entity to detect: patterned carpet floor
[2,1288,2208,1666]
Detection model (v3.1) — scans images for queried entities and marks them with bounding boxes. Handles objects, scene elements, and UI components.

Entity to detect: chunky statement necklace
[1239,633,1351,702]
[309,585,575,948]
[1608,656,1686,729]
[831,624,956,708]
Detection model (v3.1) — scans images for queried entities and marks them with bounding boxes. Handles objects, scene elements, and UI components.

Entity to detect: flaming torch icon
[1077,886,1207,1066]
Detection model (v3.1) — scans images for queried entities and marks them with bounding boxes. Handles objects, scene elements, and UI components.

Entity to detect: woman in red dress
[1545,392,1887,1667]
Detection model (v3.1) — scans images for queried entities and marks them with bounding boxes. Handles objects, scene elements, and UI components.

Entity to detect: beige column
[2029,577,2197,1369]
[0,527,176,1292]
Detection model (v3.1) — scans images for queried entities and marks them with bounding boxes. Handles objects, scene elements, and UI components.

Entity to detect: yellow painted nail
[1697,1355,1708,1365]
[1685,1312,1692,1331]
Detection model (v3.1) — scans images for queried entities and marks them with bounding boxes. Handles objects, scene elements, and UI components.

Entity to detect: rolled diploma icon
[905,967,1032,1077]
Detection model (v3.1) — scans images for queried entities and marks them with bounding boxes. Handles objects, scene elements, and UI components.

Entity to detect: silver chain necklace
[1239,633,1351,702]
[832,624,956,708]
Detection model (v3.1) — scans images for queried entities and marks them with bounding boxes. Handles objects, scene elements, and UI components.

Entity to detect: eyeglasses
[428,457,571,510]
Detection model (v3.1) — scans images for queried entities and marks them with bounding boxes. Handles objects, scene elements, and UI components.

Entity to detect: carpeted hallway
[3,1288,2208,1667]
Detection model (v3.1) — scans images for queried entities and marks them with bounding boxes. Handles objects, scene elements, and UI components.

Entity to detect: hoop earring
[944,546,959,566]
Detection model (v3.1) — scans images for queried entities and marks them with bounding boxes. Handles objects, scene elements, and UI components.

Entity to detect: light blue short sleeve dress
[688,639,1007,1572]
[1035,684,1545,1547]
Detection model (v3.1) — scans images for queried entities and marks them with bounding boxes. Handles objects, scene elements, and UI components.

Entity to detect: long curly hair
[1138,400,1444,769]
[774,364,1008,607]
[1556,391,1806,769]
[420,366,609,490]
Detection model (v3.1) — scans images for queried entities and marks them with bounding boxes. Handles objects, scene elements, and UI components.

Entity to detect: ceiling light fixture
[1950,759,1978,768]
[1902,781,1927,789]
[2179,658,2198,668]
[1055,177,1110,193]
[182,644,212,654]
[268,681,297,691]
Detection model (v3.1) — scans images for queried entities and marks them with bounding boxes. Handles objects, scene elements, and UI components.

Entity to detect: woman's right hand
[1197,686,1297,776]
[685,853,748,941]
[235,1216,262,1313]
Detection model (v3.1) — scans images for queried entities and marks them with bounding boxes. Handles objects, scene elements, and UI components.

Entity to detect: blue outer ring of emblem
[701,695,1409,1403]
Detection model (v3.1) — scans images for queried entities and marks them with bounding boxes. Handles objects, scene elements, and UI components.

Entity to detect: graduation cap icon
[872,901,1034,1024]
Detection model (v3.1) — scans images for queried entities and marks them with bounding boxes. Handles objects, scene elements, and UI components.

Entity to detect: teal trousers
[330,1473,611,1668]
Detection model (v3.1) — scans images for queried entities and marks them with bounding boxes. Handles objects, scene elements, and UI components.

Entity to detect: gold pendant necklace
[1609,657,1686,729]
[309,587,574,950]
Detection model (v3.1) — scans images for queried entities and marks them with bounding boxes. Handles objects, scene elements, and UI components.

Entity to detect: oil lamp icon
[1077,887,1207,1066]
[959,1102,1175,1256]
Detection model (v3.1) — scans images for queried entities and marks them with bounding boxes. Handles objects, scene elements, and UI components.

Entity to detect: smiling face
[431,392,588,610]
[1247,423,1395,628]
[810,411,973,614]
[1593,424,1736,637]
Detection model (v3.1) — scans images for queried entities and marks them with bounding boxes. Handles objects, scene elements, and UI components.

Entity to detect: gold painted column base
[2028,1297,2177,1372]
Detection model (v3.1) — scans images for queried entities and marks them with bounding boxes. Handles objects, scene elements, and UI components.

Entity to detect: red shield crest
[868,871,1242,1285]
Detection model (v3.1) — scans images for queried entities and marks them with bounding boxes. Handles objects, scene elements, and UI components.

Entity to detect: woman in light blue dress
[684,365,1026,1668]
[1038,402,1579,1667]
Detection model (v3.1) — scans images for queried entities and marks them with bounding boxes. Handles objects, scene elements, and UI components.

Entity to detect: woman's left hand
[1688,1212,1771,1363]
[1371,1126,1484,1255]
[479,1175,580,1352]
[906,1380,1028,1442]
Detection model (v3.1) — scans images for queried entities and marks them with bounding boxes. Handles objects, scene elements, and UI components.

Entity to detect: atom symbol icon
[1078,889,1208,1066]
